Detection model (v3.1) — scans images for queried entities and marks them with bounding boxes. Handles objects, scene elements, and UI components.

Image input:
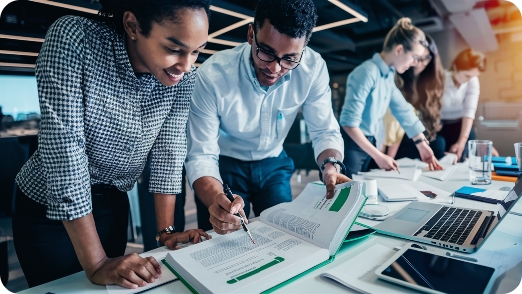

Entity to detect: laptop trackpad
[395,208,430,223]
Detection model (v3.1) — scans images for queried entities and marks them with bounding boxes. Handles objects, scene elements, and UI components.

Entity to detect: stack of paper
[358,167,421,181]
[379,184,424,202]
[421,164,458,181]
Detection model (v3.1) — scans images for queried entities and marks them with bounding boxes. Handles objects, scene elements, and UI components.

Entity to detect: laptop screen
[497,174,522,219]
[478,174,522,248]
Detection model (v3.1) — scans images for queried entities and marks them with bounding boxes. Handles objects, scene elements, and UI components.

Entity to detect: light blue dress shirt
[186,43,343,186]
[339,53,425,139]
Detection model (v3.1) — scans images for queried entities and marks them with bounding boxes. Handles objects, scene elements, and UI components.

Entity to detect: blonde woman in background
[381,34,446,160]
[339,17,442,177]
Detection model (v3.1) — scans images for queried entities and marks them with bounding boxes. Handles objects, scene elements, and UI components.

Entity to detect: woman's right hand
[88,253,162,289]
[374,153,399,171]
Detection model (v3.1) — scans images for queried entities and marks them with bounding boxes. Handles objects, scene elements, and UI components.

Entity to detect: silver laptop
[374,175,522,253]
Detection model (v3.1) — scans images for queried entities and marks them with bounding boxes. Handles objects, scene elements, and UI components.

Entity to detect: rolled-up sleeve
[149,69,195,194]
[185,70,222,187]
[36,16,91,220]
[302,59,344,160]
[339,64,378,128]
[389,87,425,138]
[462,77,480,119]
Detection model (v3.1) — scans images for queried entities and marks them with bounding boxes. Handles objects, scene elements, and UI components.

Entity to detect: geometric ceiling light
[207,5,251,47]
[0,62,36,68]
[0,34,44,42]
[29,0,98,14]
[0,50,39,56]
[314,0,368,32]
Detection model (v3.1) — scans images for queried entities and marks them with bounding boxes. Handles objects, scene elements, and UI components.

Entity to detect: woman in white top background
[438,49,486,161]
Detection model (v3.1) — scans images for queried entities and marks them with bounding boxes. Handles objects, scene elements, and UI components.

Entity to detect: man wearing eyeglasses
[186,0,349,234]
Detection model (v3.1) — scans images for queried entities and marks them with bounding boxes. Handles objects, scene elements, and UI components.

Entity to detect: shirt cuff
[186,157,222,188]
[403,120,426,139]
[45,186,92,221]
[339,115,361,129]
[462,109,476,119]
[312,136,345,162]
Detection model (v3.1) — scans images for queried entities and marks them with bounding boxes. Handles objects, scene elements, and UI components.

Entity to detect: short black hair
[98,0,211,36]
[254,0,317,43]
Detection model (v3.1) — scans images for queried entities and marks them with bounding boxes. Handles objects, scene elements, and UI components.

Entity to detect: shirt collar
[241,43,292,91]
[372,53,394,76]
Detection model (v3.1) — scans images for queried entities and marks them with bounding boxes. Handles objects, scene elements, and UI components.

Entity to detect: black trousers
[394,134,447,160]
[12,185,129,287]
[438,119,476,161]
[341,126,379,178]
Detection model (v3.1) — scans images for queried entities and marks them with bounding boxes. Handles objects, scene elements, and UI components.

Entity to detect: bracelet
[413,137,429,145]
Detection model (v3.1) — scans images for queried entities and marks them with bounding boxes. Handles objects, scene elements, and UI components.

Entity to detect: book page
[166,221,329,294]
[259,182,365,254]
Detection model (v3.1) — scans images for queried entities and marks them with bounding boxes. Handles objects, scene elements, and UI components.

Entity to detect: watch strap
[155,225,175,247]
[413,138,429,145]
[320,157,347,176]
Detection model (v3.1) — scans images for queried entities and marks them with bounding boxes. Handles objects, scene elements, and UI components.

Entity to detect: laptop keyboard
[414,207,482,245]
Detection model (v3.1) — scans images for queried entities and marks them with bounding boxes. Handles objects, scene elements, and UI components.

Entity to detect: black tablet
[375,246,496,294]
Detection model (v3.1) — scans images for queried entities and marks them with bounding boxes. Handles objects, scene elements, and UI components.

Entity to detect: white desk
[19,165,522,294]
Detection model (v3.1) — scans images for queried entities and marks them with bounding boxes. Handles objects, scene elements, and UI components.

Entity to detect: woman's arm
[343,126,398,171]
[63,215,161,289]
[449,117,473,160]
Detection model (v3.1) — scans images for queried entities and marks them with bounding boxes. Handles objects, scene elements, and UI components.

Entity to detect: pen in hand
[223,184,256,244]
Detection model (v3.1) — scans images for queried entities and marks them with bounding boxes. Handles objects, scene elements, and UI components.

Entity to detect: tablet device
[375,245,496,294]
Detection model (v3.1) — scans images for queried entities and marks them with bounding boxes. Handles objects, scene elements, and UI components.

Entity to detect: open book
[164,182,366,294]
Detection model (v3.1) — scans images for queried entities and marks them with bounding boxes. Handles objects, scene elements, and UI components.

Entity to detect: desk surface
[18,164,522,294]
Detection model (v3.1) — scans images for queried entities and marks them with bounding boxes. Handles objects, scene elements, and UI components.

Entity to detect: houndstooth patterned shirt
[16,16,195,221]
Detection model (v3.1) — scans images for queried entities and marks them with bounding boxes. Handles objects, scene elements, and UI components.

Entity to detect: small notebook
[454,186,510,204]
[379,184,424,202]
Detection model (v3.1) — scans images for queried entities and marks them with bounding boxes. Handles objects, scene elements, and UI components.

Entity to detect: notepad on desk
[378,184,424,202]
[163,182,367,294]
[454,186,509,204]
[421,164,458,181]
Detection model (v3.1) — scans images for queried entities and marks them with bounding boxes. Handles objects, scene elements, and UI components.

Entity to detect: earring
[131,36,135,40]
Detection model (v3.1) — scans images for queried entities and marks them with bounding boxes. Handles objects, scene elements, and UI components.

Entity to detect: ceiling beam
[0,50,39,57]
[208,18,253,39]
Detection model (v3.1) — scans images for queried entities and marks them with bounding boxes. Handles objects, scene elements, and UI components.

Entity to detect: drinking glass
[515,142,522,172]
[468,140,492,185]
[359,179,389,219]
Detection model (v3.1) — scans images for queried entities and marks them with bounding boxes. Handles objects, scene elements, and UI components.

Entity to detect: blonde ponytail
[383,17,426,52]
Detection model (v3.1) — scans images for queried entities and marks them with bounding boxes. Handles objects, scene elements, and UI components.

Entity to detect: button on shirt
[339,53,425,138]
[440,71,480,120]
[186,43,343,186]
[15,16,195,220]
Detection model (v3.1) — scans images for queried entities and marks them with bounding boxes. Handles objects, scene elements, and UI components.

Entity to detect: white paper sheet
[358,167,421,181]
[321,243,416,294]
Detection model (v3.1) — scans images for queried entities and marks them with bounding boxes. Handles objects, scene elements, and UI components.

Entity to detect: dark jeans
[341,126,379,178]
[195,151,294,231]
[394,134,446,160]
[438,119,476,161]
[13,185,129,287]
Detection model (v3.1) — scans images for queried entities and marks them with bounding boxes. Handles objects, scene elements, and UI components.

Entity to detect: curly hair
[254,0,318,43]
[395,34,445,141]
[98,0,210,36]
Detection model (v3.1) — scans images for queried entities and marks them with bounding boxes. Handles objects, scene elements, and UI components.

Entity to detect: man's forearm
[154,193,176,231]
[193,176,223,208]
[317,148,343,168]
[62,213,107,276]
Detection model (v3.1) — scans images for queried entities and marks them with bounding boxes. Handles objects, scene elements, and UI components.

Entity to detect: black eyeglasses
[253,32,303,70]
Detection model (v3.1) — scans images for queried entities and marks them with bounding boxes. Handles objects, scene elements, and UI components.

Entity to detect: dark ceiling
[0,0,444,76]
